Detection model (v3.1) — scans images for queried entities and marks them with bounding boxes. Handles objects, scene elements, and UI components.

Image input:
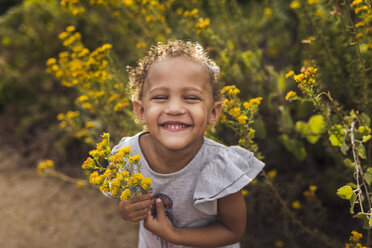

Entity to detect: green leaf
[364,168,372,186]
[328,125,345,147]
[336,185,354,200]
[350,193,357,214]
[279,106,293,133]
[356,143,367,159]
[360,113,371,127]
[279,134,306,161]
[362,135,371,143]
[308,115,326,134]
[341,142,349,155]
[369,217,372,228]
[347,182,358,189]
[344,158,354,168]
[354,212,370,229]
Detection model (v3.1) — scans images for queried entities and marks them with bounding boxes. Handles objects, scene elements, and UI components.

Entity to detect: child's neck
[139,133,202,174]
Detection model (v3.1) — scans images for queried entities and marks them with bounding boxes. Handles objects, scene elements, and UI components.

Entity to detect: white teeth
[165,124,186,130]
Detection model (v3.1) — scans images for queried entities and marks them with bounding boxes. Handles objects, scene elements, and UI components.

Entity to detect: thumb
[155,198,166,219]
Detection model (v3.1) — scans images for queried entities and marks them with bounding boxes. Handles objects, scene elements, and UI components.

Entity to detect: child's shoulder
[202,136,254,160]
[112,132,142,154]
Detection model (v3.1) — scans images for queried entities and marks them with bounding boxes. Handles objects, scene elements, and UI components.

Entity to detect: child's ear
[208,101,222,126]
[133,100,146,124]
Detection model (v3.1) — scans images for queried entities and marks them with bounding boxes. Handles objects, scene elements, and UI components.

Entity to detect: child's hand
[118,192,153,222]
[144,198,175,241]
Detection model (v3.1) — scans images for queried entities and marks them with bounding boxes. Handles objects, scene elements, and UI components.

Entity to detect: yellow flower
[250,97,263,105]
[46,57,57,66]
[293,73,303,83]
[268,169,277,179]
[355,6,368,14]
[292,200,301,209]
[85,121,94,128]
[219,113,227,123]
[285,70,294,78]
[290,1,300,9]
[350,0,363,8]
[118,146,131,155]
[76,180,87,189]
[120,188,132,200]
[309,185,317,192]
[81,157,94,169]
[37,160,54,175]
[264,8,272,17]
[228,88,240,96]
[248,129,256,136]
[196,18,210,30]
[307,0,318,4]
[355,21,365,28]
[236,115,248,125]
[241,189,249,196]
[221,85,232,94]
[285,91,297,101]
[66,25,76,33]
[229,107,241,118]
[350,231,363,242]
[141,177,152,190]
[251,179,258,185]
[129,154,141,163]
[274,240,284,248]
[128,173,144,186]
[89,171,99,184]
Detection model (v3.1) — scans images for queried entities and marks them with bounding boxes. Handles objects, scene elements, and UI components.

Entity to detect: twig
[262,170,337,248]
[342,0,368,111]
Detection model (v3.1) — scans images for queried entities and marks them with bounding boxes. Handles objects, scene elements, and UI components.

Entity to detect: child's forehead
[148,55,207,73]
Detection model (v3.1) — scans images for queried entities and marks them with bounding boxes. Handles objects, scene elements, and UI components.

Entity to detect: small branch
[262,170,337,248]
[342,0,368,110]
[44,168,88,186]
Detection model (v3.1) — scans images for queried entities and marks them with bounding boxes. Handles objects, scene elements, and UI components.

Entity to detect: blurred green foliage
[1,0,371,247]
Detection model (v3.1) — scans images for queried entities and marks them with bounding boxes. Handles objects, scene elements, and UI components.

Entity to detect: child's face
[133,56,221,152]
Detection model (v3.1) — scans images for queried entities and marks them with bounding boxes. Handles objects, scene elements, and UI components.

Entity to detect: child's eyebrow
[149,86,204,94]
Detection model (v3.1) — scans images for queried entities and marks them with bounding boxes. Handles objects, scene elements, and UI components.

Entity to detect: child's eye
[184,96,201,102]
[152,96,168,101]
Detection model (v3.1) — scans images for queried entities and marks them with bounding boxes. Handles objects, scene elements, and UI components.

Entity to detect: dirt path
[0,149,138,248]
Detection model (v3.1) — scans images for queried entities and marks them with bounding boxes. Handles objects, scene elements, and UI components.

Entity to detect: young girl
[113,40,264,248]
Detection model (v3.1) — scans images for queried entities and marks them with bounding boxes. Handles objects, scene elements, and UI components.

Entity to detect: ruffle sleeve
[193,146,265,215]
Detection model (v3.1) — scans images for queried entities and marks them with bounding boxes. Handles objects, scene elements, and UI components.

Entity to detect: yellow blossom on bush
[350,0,363,7]
[285,91,297,101]
[82,157,95,169]
[268,169,277,179]
[229,107,241,118]
[37,160,54,175]
[290,1,300,9]
[241,189,249,196]
[285,70,294,78]
[292,200,301,209]
[237,115,248,125]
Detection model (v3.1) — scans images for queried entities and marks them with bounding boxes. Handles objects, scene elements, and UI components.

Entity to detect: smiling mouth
[161,122,191,131]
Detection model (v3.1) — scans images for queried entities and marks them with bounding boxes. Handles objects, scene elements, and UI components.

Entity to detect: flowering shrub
[81,132,152,200]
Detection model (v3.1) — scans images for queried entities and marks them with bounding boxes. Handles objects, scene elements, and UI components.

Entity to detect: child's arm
[144,191,246,247]
[118,192,153,222]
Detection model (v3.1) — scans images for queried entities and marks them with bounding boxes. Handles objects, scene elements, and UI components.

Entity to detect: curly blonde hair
[128,40,221,102]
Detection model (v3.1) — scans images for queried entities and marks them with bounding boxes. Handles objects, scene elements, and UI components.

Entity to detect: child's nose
[164,98,186,115]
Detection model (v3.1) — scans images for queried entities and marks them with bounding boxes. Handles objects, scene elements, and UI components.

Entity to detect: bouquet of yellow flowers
[81,133,152,200]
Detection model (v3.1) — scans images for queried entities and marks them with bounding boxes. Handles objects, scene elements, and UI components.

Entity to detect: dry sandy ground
[0,149,138,248]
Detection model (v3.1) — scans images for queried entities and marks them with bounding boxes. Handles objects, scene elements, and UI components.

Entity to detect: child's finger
[131,198,152,211]
[130,192,153,204]
[155,198,166,219]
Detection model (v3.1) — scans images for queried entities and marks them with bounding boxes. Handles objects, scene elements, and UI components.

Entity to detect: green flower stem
[342,0,368,111]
